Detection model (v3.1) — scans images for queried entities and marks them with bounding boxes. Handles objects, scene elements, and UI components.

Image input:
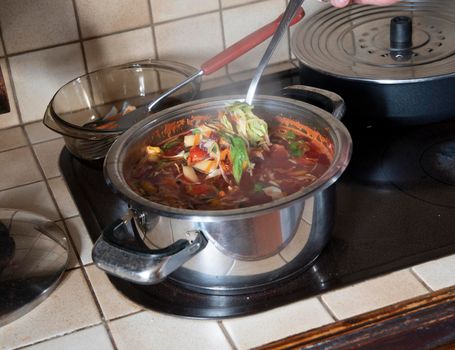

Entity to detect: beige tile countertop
[0,111,454,350]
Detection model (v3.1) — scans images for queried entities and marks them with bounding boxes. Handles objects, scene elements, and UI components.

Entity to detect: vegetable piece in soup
[126,103,331,210]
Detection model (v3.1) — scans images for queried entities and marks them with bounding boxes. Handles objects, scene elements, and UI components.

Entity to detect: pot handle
[281,85,346,120]
[92,212,207,284]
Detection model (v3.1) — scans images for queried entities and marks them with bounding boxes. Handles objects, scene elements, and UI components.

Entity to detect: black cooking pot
[291,1,455,125]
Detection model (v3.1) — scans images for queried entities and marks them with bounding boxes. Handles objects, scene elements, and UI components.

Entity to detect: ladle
[245,0,305,105]
[86,8,305,131]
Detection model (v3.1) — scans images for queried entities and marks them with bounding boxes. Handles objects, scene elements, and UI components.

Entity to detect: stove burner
[382,122,455,208]
[421,140,455,186]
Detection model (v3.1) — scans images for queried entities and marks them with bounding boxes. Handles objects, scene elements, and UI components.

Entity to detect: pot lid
[292,0,455,83]
[0,208,69,326]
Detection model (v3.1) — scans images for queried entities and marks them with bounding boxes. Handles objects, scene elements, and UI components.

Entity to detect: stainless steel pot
[93,86,352,293]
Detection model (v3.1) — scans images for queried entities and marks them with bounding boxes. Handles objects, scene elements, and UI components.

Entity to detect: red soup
[125,103,333,210]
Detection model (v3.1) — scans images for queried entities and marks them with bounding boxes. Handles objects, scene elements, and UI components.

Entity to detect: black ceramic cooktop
[60,68,455,318]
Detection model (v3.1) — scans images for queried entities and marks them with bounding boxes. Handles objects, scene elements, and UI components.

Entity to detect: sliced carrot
[194,133,201,146]
[205,160,215,173]
[95,121,118,130]
[220,148,229,161]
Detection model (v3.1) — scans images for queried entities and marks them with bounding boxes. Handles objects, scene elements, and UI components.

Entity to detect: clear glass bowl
[43,59,200,161]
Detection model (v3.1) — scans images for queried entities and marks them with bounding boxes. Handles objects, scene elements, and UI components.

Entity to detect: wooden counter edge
[255,286,455,350]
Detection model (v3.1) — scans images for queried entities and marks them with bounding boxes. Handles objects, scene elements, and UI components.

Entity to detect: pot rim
[104,94,352,221]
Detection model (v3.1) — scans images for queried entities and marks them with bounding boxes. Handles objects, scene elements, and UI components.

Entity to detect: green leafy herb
[254,183,265,192]
[162,139,180,150]
[222,132,250,184]
[289,141,303,158]
[286,130,296,141]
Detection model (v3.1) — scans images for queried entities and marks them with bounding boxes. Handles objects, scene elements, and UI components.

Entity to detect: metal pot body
[131,186,334,293]
[94,88,352,291]
[298,66,455,125]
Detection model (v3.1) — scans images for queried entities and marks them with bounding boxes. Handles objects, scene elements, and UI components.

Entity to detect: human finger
[350,0,398,5]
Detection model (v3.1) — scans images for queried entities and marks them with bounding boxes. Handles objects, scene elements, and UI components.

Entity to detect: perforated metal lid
[292,0,455,83]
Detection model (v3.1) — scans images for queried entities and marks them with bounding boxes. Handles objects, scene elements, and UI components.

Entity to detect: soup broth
[125,103,332,210]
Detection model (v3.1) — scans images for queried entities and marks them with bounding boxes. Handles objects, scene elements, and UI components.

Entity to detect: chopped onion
[161,150,185,159]
[182,165,199,183]
[263,186,284,200]
[145,146,162,161]
[184,134,199,148]
[251,149,264,160]
[219,161,232,185]
[205,169,221,179]
[208,141,221,168]
[193,159,217,174]
[199,124,214,137]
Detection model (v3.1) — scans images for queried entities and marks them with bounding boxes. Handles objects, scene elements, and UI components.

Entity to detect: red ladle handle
[200,7,305,75]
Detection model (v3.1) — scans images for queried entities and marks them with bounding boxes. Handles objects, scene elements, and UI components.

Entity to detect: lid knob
[390,16,413,50]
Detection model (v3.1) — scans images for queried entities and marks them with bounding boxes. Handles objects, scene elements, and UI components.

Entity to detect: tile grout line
[317,295,340,322]
[71,261,96,272]
[147,1,160,61]
[409,267,434,293]
[105,309,145,323]
[147,1,276,27]
[56,212,80,221]
[217,320,239,350]
[101,321,120,350]
[0,141,32,154]
[286,0,294,62]
[148,8,221,27]
[96,309,148,350]
[0,175,51,194]
[146,0,164,93]
[70,0,89,75]
[11,323,108,350]
[79,264,120,350]
[4,39,80,59]
[218,0,229,76]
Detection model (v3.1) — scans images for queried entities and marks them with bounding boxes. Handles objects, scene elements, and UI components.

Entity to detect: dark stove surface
[60,68,455,319]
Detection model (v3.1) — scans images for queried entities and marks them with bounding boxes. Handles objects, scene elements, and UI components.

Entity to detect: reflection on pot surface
[132,189,335,294]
